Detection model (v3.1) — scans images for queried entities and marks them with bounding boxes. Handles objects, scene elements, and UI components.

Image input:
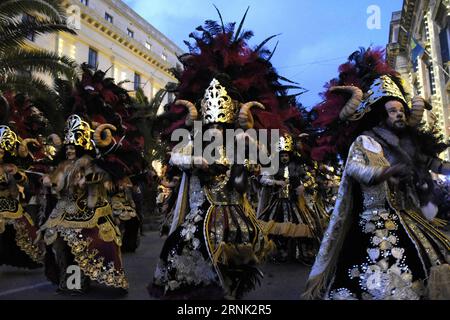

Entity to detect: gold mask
[63,115,94,151]
[277,133,294,153]
[0,126,18,155]
[201,78,236,125]
[351,75,410,121]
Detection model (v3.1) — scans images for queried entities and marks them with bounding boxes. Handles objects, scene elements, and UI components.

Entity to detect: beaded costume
[0,125,44,269]
[257,133,324,263]
[41,115,128,292]
[148,9,307,299]
[304,48,450,300]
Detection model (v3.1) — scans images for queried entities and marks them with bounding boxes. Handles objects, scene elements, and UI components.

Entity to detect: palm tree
[132,87,169,164]
[0,0,77,98]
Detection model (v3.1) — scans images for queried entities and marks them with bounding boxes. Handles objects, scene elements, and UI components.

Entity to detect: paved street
[0,231,310,300]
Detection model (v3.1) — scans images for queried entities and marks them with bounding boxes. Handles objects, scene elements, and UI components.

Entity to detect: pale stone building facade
[388,0,450,159]
[27,0,182,105]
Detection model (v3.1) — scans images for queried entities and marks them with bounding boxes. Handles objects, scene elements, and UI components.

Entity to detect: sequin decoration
[330,210,422,300]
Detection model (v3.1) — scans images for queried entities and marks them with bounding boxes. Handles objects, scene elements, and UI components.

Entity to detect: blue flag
[411,36,425,68]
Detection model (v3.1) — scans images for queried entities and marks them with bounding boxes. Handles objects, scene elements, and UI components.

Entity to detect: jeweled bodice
[205,172,241,205]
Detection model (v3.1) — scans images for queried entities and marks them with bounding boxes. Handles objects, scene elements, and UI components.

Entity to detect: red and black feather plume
[309,47,403,163]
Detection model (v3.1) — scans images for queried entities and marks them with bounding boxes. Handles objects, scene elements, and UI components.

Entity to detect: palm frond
[0,20,76,52]
[0,48,77,79]
[0,74,57,100]
[0,0,79,132]
[131,89,167,120]
[54,77,74,110]
[131,88,168,163]
[149,89,167,117]
[135,87,149,106]
[0,0,66,23]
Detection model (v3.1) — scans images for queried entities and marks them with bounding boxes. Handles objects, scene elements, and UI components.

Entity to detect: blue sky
[123,0,402,107]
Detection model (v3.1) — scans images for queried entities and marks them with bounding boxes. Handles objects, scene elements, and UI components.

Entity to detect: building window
[439,21,450,82]
[80,0,88,6]
[134,72,141,91]
[88,47,98,68]
[161,52,167,61]
[145,41,152,50]
[391,25,399,44]
[105,12,113,24]
[127,28,134,38]
[22,14,36,41]
[440,26,450,63]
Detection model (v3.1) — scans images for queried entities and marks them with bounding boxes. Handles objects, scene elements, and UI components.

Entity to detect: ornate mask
[277,133,294,153]
[352,75,410,121]
[0,126,18,155]
[201,78,236,125]
[63,115,94,151]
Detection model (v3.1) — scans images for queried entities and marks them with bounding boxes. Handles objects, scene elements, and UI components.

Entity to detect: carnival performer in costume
[311,163,340,217]
[304,48,450,300]
[246,163,262,213]
[24,133,62,227]
[148,8,310,299]
[0,92,60,228]
[150,76,275,299]
[257,133,323,264]
[301,162,334,233]
[56,64,149,252]
[110,176,140,252]
[158,164,181,237]
[291,106,334,229]
[40,115,128,293]
[0,125,44,269]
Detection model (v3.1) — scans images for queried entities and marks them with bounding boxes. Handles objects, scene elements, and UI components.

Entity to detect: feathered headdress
[159,7,306,137]
[57,64,147,180]
[1,92,51,138]
[309,47,421,162]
